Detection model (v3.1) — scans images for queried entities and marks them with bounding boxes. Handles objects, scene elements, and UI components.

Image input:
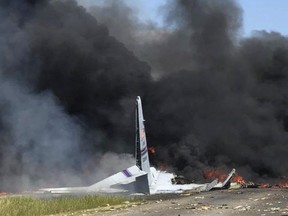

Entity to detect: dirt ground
[100,188,288,216]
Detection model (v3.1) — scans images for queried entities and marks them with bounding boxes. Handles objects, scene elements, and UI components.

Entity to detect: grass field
[0,195,139,216]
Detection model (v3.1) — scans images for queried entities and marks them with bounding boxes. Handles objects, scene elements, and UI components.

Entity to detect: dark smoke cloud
[0,0,288,192]
[88,0,242,76]
[144,1,288,181]
[88,0,288,182]
[88,0,167,76]
[0,0,151,191]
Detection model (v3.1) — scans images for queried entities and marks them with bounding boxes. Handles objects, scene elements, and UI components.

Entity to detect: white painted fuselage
[39,97,235,195]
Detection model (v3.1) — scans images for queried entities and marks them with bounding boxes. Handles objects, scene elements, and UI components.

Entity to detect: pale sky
[78,0,288,36]
[238,0,288,36]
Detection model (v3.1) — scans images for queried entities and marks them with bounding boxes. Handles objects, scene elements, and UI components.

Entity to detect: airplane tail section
[135,96,153,186]
[39,96,237,196]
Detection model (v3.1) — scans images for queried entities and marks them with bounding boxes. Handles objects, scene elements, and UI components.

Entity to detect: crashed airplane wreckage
[39,96,235,195]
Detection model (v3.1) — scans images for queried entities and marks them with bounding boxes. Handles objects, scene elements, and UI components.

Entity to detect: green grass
[0,195,138,216]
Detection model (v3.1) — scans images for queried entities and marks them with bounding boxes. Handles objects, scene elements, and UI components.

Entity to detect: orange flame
[278,181,288,188]
[203,168,227,182]
[148,146,155,154]
[232,173,246,185]
[278,176,288,188]
[0,192,8,196]
[259,183,270,188]
[204,169,288,189]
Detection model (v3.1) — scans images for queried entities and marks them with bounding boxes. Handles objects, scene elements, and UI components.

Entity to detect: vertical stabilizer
[135,96,152,186]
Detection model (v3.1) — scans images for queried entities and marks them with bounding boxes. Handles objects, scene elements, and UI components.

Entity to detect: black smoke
[89,0,288,182]
[147,1,288,181]
[0,0,287,191]
[0,0,151,191]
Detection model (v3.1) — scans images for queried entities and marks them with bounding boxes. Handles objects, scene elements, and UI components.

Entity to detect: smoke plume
[0,0,150,191]
[88,0,288,182]
[0,0,287,191]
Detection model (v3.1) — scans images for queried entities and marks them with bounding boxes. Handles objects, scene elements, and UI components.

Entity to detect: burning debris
[0,0,287,192]
[148,147,155,154]
[278,177,288,188]
[203,168,288,190]
[203,168,229,183]
[36,96,237,195]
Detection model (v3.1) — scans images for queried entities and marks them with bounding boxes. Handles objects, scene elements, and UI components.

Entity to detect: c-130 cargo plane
[40,96,235,194]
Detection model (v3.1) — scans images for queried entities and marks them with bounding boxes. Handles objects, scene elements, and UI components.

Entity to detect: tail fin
[135,96,152,185]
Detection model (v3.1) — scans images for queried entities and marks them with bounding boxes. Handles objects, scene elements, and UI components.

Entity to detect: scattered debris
[194,196,205,200]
